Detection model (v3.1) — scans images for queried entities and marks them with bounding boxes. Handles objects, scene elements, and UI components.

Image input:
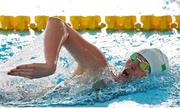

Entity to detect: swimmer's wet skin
[7,17,170,90]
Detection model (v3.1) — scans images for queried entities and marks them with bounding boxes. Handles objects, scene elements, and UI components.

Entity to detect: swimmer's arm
[72,64,84,77]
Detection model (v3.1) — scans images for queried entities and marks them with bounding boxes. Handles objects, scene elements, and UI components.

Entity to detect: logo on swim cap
[161,64,166,71]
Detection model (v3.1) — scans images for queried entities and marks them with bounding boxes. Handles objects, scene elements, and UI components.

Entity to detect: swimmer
[7,17,169,89]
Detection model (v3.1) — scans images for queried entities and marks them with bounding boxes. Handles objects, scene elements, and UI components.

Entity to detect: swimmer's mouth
[118,69,133,82]
[122,69,129,77]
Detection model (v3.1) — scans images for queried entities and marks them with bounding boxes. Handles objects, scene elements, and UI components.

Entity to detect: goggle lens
[130,53,138,61]
[130,53,149,72]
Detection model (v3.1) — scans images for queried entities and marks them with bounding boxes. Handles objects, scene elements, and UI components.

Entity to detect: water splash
[0,29,179,107]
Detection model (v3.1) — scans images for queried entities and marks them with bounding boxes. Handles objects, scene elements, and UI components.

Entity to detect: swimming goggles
[130,53,150,74]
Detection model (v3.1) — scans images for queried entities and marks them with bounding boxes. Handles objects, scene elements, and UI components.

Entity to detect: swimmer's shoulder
[92,65,118,91]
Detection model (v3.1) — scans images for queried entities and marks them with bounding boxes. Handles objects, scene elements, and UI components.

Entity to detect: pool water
[0,30,179,107]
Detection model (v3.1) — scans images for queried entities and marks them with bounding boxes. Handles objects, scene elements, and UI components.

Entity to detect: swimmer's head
[116,48,169,82]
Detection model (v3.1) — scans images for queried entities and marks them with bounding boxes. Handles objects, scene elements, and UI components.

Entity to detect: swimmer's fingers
[9,68,34,73]
[8,69,34,75]
[8,69,34,79]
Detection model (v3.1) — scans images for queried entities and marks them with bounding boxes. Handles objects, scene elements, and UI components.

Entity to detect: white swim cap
[138,48,169,74]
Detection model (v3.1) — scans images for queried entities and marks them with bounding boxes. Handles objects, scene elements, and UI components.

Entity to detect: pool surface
[0,30,179,107]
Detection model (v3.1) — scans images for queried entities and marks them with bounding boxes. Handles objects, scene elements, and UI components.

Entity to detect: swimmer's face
[117,53,148,82]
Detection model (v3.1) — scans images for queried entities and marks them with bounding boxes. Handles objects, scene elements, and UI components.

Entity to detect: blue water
[0,30,179,107]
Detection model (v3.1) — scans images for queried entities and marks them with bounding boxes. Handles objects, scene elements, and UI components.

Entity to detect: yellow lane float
[175,15,180,30]
[0,16,15,31]
[0,15,179,32]
[141,15,172,31]
[14,16,30,32]
[70,16,104,31]
[32,16,49,32]
[105,16,136,31]
[141,16,152,31]
[70,16,81,30]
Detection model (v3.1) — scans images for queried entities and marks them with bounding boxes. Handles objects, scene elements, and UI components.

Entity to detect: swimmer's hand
[7,63,56,79]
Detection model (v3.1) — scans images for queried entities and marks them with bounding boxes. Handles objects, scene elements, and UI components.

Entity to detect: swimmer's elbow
[49,68,56,75]
[48,17,64,23]
[49,70,55,75]
[46,65,57,76]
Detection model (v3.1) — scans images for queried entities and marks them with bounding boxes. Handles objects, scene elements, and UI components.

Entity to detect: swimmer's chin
[114,77,130,83]
[113,73,132,83]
